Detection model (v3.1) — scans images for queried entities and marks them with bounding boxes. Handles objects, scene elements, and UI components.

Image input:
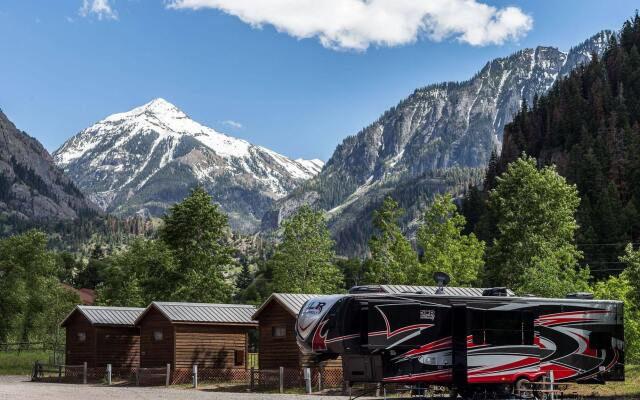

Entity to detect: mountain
[0,109,97,222]
[53,98,323,232]
[475,16,640,278]
[263,31,612,255]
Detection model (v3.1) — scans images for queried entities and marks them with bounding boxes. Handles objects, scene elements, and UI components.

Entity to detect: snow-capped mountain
[263,31,611,255]
[54,98,323,232]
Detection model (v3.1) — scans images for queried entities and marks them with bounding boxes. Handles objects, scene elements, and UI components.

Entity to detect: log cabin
[134,302,257,370]
[252,293,342,371]
[60,305,144,368]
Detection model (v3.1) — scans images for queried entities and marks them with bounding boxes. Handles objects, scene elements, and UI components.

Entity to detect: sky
[0,1,637,161]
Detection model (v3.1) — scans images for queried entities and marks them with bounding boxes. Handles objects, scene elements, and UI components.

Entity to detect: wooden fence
[31,361,344,393]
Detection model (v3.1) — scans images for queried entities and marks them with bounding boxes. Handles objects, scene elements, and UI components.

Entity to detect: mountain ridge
[263,30,612,255]
[0,109,97,222]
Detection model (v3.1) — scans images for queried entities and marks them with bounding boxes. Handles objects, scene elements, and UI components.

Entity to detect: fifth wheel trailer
[295,288,624,396]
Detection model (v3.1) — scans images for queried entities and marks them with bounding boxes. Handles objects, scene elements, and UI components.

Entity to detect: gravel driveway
[0,376,351,400]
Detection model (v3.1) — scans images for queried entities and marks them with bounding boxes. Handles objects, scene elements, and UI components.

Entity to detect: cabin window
[234,349,245,366]
[589,332,612,349]
[77,332,86,342]
[272,326,286,338]
[153,330,164,341]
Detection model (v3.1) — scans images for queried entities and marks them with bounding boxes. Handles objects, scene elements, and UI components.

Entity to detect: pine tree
[235,261,254,291]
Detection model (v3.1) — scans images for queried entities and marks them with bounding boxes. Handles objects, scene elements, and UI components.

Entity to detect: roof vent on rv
[348,285,385,294]
[482,287,509,297]
[566,292,594,299]
[433,272,451,294]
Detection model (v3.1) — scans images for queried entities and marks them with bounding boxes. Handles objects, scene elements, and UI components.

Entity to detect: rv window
[589,332,612,349]
[485,329,522,346]
[483,310,530,346]
[522,311,535,345]
[485,311,521,331]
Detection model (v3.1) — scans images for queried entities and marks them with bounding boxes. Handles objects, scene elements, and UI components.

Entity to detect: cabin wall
[174,324,250,369]
[257,302,301,369]
[64,312,96,366]
[138,308,174,368]
[95,326,140,368]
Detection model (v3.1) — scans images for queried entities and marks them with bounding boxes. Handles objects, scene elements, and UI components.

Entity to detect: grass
[570,364,640,398]
[0,351,51,375]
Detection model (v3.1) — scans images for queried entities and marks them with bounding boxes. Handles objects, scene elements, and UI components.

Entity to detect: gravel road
[0,376,350,400]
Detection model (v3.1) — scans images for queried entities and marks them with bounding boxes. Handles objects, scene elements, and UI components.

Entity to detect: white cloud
[79,0,118,20]
[166,0,533,51]
[221,120,243,129]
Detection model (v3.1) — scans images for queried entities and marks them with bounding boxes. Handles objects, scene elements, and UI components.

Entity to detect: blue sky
[0,1,637,161]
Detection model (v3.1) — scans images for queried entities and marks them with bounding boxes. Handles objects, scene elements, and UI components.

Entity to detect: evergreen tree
[364,196,418,284]
[473,14,640,277]
[270,205,343,294]
[235,261,254,291]
[159,186,234,302]
[75,244,109,289]
[336,258,366,290]
[486,155,590,297]
[416,193,485,286]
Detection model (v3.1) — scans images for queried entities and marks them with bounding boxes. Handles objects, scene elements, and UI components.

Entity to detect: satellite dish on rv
[433,272,450,294]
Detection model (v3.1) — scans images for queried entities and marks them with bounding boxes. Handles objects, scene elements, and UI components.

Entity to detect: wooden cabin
[253,293,342,371]
[134,302,257,369]
[60,305,144,368]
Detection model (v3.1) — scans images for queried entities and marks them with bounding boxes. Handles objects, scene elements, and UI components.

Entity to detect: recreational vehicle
[295,286,624,397]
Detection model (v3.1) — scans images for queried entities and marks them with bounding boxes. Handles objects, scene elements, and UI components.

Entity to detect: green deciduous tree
[270,205,343,294]
[0,230,79,344]
[416,193,485,286]
[96,238,176,307]
[620,243,640,306]
[364,197,418,284]
[592,245,640,363]
[486,155,590,297]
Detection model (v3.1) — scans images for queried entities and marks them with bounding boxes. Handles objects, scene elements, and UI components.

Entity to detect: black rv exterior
[295,292,624,393]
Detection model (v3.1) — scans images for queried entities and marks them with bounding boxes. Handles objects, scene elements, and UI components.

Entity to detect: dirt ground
[1,375,637,400]
[0,375,350,400]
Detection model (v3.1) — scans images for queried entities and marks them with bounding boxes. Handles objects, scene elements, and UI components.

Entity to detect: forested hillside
[468,14,640,278]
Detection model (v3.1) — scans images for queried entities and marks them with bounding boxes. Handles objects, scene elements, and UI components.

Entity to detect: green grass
[0,351,50,375]
[571,364,640,398]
